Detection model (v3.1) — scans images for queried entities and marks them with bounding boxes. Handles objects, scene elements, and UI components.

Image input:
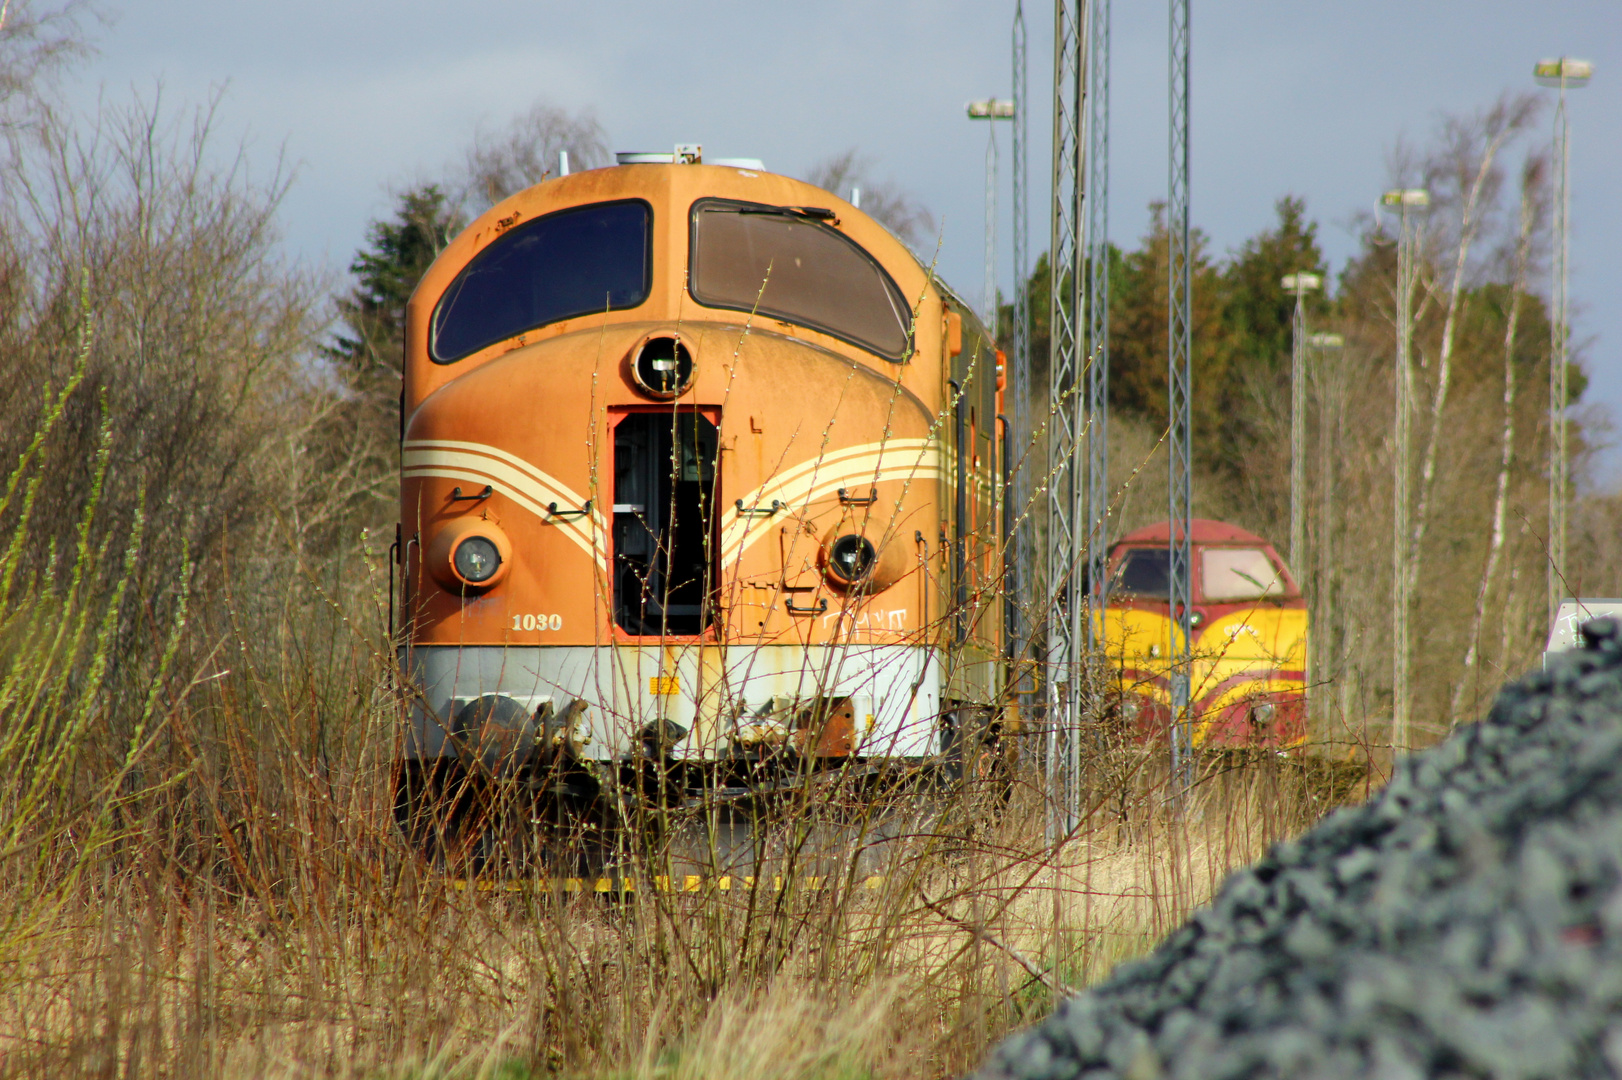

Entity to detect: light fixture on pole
[1281,271,1322,572]
[967,99,1016,326]
[1380,187,1429,754]
[1534,57,1592,627]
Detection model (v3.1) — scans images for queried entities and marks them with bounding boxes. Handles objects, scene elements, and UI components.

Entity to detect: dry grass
[0,620,1345,1080]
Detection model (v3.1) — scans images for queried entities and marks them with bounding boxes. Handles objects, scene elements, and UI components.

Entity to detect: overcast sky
[67,0,1620,477]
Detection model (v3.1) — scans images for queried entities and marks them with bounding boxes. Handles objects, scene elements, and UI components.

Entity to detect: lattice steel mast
[1046,0,1088,843]
[1011,3,1033,710]
[1084,0,1111,646]
[1166,0,1193,791]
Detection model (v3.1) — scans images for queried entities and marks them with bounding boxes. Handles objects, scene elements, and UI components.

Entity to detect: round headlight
[630,335,695,398]
[826,534,877,585]
[425,517,512,592]
[453,535,501,583]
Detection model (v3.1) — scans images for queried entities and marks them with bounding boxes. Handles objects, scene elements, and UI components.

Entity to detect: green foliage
[328,184,464,384]
[1219,196,1329,384]
[1105,201,1235,459]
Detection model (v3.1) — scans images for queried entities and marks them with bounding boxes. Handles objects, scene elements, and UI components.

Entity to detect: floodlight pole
[1282,272,1321,571]
[967,99,1015,327]
[1382,188,1428,753]
[1535,58,1592,626]
[985,133,998,324]
[1046,0,1088,844]
[1166,0,1193,794]
[1308,329,1343,730]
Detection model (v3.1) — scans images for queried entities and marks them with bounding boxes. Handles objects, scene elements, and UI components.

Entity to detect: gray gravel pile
[977,618,1622,1080]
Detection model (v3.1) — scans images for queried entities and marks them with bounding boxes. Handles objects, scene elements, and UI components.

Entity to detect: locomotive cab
[1101,519,1308,750]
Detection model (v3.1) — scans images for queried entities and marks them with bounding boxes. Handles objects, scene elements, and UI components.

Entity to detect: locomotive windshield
[688,199,912,360]
[1112,548,1171,600]
[430,200,652,363]
[1202,547,1286,601]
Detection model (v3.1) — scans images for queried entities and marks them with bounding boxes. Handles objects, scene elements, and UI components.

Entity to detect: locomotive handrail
[784,596,828,616]
[837,487,878,507]
[735,498,783,517]
[546,498,593,519]
[449,484,493,502]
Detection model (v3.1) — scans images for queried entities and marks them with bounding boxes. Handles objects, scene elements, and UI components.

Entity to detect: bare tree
[0,0,91,136]
[460,101,609,213]
[1449,153,1547,723]
[0,85,330,703]
[1402,93,1541,681]
[805,149,936,248]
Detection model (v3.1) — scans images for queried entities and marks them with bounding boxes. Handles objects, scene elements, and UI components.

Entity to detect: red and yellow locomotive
[1100,520,1308,750]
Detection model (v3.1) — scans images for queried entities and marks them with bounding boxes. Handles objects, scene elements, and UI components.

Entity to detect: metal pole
[1046,0,1087,845]
[1084,0,1112,659]
[985,127,999,325]
[1533,57,1589,624]
[1011,1,1031,693]
[1308,330,1343,736]
[1316,337,1331,730]
[1166,0,1193,794]
[1289,280,1308,569]
[1549,75,1570,626]
[1380,186,1426,752]
[1392,202,1415,754]
[1322,339,1345,734]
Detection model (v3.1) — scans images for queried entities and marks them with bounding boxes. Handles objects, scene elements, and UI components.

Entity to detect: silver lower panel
[400,643,945,762]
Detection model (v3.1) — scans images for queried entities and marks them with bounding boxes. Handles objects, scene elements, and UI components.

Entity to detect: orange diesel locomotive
[394,151,1006,824]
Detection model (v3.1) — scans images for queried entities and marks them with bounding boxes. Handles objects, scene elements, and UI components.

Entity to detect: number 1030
[512,614,563,632]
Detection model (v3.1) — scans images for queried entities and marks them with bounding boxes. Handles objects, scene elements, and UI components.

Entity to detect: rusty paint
[792,697,856,758]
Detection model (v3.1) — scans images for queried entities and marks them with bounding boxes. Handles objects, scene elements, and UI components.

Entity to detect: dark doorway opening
[612,411,719,635]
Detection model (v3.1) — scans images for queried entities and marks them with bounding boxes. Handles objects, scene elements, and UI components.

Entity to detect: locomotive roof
[1111,519,1275,548]
[415,161,938,316]
[402,161,983,414]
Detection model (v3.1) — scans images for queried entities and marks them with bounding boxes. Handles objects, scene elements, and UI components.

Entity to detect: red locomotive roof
[1111,518,1273,548]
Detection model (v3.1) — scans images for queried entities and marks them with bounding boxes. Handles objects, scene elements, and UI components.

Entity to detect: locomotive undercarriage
[401,643,950,763]
[395,643,1007,875]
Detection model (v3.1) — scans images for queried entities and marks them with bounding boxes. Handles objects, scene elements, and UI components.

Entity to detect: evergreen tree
[1219,196,1329,386]
[1106,201,1234,462]
[327,185,463,388]
[1209,196,1329,480]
